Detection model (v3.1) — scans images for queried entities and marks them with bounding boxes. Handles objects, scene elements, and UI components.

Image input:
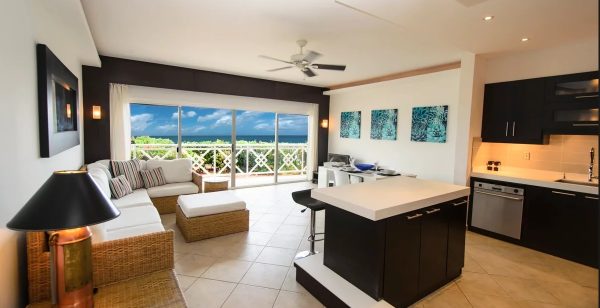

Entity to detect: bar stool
[291,189,327,259]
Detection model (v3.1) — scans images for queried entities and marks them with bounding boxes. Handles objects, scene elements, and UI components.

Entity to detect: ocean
[138,135,308,144]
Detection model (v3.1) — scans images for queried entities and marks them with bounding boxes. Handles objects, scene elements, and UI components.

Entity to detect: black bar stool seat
[291,189,327,259]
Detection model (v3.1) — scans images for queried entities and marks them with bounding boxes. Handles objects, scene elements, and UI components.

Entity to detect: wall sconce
[92,106,101,120]
[320,119,329,129]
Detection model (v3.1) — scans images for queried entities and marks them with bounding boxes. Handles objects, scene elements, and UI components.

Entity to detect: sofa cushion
[103,223,165,242]
[147,182,199,198]
[109,175,133,199]
[101,205,162,232]
[88,168,111,199]
[146,159,192,184]
[178,191,246,217]
[111,159,145,189]
[111,189,153,209]
[140,167,167,188]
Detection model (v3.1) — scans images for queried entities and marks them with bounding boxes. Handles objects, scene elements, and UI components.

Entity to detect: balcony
[131,142,309,187]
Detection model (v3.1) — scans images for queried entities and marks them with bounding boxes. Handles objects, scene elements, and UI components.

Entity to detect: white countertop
[471,166,599,195]
[311,176,470,221]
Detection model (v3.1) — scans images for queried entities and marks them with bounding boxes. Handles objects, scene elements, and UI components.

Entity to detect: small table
[204,178,229,192]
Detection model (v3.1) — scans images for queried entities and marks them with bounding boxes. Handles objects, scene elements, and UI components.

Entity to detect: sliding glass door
[234,111,276,187]
[180,106,233,187]
[277,114,309,183]
[130,103,310,188]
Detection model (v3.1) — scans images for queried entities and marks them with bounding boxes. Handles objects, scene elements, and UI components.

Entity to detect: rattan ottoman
[176,192,249,242]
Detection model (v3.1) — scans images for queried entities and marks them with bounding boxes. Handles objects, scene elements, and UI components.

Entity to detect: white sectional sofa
[86,158,202,243]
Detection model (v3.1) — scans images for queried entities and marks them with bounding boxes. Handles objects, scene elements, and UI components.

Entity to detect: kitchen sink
[555,179,599,187]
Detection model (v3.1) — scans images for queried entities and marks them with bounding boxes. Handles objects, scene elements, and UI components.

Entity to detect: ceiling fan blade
[302,51,322,63]
[311,64,346,71]
[267,66,294,72]
[302,68,317,77]
[259,55,292,64]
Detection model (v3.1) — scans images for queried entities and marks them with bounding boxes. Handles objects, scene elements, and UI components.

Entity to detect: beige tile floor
[162,182,599,308]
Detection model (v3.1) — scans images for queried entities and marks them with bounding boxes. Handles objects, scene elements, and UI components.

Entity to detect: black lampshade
[7,171,120,231]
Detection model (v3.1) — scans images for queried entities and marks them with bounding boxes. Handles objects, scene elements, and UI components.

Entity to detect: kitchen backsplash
[472,135,598,175]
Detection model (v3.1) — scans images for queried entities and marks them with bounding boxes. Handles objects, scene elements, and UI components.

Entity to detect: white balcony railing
[130,143,308,178]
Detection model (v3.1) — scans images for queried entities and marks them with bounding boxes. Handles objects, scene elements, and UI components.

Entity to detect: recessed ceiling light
[521,37,529,42]
[483,16,494,21]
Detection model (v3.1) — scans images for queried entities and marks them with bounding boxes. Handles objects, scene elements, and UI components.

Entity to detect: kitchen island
[295,176,470,308]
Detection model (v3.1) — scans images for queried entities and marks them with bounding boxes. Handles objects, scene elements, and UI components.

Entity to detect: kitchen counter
[471,166,598,195]
[311,176,470,220]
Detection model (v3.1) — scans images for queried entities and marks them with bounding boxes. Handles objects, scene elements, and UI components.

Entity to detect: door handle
[425,208,440,214]
[505,121,509,137]
[572,123,599,127]
[452,200,468,206]
[575,94,599,99]
[585,196,599,200]
[474,190,523,201]
[512,121,515,137]
[551,191,576,197]
[406,213,423,220]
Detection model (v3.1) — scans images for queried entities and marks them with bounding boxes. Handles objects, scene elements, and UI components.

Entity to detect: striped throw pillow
[140,167,167,188]
[111,159,144,190]
[109,175,133,199]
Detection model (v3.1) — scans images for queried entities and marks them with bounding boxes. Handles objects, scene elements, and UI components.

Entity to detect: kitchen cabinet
[522,186,598,267]
[543,71,599,135]
[446,199,468,277]
[482,78,547,144]
[382,197,468,307]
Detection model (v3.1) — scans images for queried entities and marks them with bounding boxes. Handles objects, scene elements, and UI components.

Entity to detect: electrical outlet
[523,152,531,160]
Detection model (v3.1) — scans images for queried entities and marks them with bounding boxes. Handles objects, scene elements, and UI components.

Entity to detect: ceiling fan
[259,40,347,78]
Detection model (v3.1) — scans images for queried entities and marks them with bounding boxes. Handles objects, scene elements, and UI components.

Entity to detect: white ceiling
[81,0,598,88]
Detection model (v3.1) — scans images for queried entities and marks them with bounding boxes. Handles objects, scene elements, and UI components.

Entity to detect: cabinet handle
[425,208,441,214]
[575,94,599,99]
[551,191,576,197]
[406,213,423,220]
[452,200,468,206]
[572,123,599,127]
[512,122,515,137]
[585,196,599,200]
[505,121,509,137]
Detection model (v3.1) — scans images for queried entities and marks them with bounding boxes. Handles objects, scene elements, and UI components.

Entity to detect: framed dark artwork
[340,111,361,139]
[411,105,448,143]
[37,44,80,157]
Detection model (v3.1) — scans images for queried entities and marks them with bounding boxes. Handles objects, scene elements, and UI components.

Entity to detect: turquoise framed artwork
[340,111,361,139]
[370,109,397,140]
[411,105,448,143]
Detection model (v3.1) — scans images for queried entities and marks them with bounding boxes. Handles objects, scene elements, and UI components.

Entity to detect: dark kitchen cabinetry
[522,186,598,267]
[383,197,468,307]
[482,78,547,144]
[543,71,599,135]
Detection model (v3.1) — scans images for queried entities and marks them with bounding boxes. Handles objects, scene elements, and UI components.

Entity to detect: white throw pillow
[88,162,112,179]
[146,159,193,184]
[88,168,111,199]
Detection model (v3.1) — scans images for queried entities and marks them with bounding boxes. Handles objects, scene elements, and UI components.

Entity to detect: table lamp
[7,170,120,307]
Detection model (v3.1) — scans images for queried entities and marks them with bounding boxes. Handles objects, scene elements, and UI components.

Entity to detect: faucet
[589,147,598,182]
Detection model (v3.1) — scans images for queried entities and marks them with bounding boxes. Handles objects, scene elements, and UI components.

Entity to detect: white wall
[0,1,99,307]
[327,69,461,183]
[484,37,599,83]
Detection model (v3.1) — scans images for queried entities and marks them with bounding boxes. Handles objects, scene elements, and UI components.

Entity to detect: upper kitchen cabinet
[482,78,548,144]
[543,71,599,135]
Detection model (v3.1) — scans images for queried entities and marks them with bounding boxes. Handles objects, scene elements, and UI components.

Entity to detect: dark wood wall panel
[83,56,329,164]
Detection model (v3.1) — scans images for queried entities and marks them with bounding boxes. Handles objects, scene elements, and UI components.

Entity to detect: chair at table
[333,170,351,186]
[291,189,327,259]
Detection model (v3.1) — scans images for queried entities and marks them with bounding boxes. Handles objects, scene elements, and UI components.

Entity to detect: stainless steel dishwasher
[471,181,525,239]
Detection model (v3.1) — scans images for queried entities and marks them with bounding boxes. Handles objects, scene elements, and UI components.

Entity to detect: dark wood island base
[296,196,469,308]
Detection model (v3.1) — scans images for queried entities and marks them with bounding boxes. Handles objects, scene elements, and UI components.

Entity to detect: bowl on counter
[380,169,397,175]
[354,163,375,171]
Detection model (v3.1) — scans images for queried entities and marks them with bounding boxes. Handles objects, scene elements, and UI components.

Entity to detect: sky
[130,104,308,136]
